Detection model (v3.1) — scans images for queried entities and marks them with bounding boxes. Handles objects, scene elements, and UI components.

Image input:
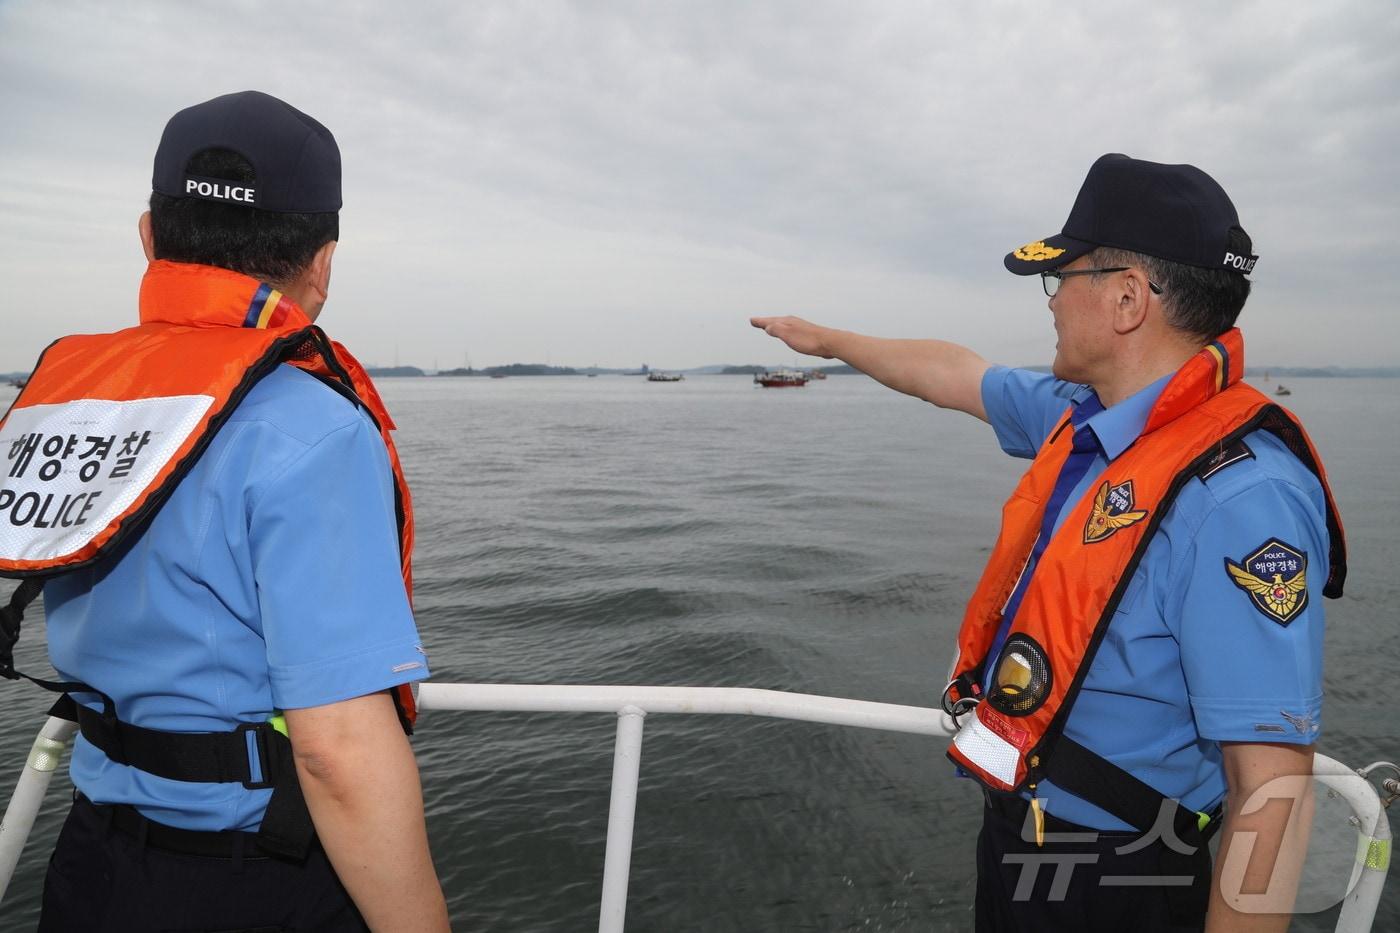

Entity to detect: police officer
[8,92,450,931]
[752,154,1344,933]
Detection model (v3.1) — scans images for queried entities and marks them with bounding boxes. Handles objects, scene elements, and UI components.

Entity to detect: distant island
[437,364,580,377]
[366,366,425,378]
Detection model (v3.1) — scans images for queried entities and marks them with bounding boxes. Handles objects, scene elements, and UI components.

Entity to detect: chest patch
[1225,539,1309,626]
[1082,479,1149,544]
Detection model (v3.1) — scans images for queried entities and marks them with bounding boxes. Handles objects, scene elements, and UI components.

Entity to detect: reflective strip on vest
[0,396,213,563]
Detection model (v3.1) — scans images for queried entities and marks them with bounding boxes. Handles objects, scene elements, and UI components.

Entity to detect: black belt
[79,793,272,861]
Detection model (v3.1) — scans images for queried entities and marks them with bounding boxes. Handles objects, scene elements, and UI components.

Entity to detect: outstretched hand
[749,316,834,359]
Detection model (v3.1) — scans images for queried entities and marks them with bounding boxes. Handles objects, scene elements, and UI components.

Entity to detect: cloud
[1,0,1396,370]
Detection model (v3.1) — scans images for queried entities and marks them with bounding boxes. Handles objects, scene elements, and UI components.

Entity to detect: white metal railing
[0,714,73,902]
[415,683,961,933]
[0,684,1392,932]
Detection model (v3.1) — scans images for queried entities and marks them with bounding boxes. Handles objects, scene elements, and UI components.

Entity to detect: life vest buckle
[236,721,281,791]
[941,673,982,725]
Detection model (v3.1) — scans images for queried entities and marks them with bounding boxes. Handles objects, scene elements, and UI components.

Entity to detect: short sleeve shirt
[44,365,430,832]
[978,366,1329,830]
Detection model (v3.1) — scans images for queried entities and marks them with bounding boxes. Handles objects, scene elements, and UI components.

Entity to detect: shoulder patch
[1224,538,1309,625]
[1198,438,1254,482]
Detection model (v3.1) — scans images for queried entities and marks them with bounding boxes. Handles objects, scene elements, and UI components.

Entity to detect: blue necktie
[981,395,1105,693]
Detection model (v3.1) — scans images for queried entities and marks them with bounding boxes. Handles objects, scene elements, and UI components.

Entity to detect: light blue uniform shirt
[44,365,430,832]
[980,366,1329,831]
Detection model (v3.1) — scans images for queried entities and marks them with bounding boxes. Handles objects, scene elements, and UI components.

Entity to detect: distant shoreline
[355,364,1400,379]
[5,365,1397,382]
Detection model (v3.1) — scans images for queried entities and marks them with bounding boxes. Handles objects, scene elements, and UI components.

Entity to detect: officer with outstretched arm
[753,154,1345,933]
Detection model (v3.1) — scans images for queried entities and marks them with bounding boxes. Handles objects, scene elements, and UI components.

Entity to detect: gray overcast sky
[2,1,1396,371]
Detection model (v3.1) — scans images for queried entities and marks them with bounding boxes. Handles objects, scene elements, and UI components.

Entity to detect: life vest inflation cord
[1029,782,1044,846]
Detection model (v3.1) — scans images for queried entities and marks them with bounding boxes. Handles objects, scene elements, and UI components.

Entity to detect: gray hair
[1088,233,1253,342]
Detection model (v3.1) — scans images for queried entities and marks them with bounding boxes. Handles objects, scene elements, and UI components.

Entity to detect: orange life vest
[0,261,419,857]
[944,329,1346,803]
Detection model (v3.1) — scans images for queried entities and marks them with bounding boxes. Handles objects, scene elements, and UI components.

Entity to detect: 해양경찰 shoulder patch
[1224,538,1309,626]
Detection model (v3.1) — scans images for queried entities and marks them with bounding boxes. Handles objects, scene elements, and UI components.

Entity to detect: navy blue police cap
[1004,153,1257,276]
[152,91,341,213]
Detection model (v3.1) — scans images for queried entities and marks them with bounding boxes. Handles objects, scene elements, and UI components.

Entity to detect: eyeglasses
[1041,268,1164,298]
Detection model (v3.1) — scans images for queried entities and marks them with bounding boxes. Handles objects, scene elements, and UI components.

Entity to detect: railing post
[598,705,646,933]
[0,716,77,905]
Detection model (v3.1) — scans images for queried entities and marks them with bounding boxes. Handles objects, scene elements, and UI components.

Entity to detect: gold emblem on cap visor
[1013,241,1066,262]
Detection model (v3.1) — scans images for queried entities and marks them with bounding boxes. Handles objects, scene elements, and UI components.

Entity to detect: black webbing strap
[68,703,315,861]
[1047,736,1220,843]
[0,578,44,680]
[72,702,275,787]
[256,751,316,859]
[1047,736,1221,925]
[1,579,99,700]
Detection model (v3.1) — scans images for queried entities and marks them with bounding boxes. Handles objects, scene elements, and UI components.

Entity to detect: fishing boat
[754,369,808,388]
[646,372,684,382]
[1276,384,1292,396]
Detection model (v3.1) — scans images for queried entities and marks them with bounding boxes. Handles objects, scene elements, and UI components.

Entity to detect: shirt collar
[1069,373,1174,461]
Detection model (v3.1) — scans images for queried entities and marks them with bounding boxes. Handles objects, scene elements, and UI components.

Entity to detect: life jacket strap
[0,578,44,680]
[1,581,104,704]
[1047,736,1221,925]
[1045,736,1222,845]
[58,696,316,861]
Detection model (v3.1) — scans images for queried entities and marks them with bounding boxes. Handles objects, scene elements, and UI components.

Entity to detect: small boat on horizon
[755,369,808,388]
[647,372,684,382]
[1275,384,1292,396]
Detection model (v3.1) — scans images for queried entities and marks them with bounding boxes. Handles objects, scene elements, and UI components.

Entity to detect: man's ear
[307,239,336,303]
[1113,268,1152,335]
[138,211,155,262]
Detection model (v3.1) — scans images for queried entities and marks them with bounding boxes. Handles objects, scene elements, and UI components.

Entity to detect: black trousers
[39,795,369,933]
[975,795,1211,933]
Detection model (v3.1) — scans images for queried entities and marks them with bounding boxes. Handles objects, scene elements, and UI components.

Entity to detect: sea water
[1,375,1396,931]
